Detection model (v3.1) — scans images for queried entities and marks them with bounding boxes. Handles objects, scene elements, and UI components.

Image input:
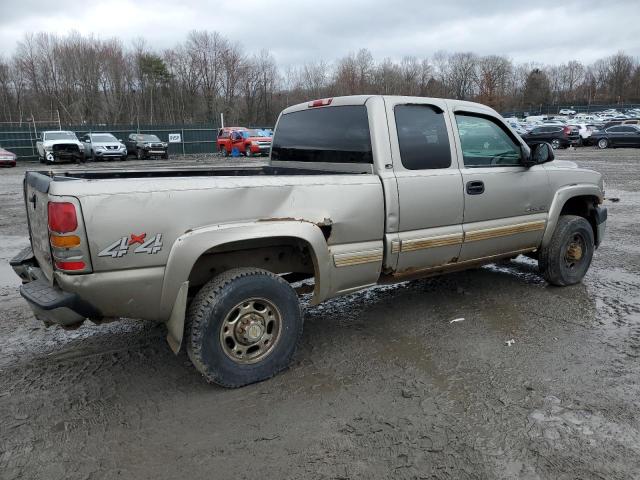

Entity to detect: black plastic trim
[594,206,608,224]
[25,171,51,193]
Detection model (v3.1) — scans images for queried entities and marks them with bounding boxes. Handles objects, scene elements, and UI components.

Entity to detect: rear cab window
[271,106,372,163]
[394,105,451,170]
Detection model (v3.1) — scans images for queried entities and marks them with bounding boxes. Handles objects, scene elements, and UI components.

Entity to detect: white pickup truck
[12,95,607,387]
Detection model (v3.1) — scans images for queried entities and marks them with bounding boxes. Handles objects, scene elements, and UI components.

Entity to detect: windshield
[90,134,117,142]
[45,132,77,141]
[137,134,160,142]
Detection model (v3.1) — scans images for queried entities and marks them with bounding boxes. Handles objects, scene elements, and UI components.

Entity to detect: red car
[217,127,272,157]
[0,145,17,167]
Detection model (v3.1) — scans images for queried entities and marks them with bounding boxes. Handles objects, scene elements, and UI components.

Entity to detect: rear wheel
[597,138,609,149]
[551,139,561,150]
[186,268,303,388]
[539,215,594,286]
[245,146,252,157]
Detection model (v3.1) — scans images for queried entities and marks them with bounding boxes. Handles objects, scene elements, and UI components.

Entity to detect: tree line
[0,30,639,127]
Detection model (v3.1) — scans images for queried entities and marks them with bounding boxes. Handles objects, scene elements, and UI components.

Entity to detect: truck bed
[34,164,370,182]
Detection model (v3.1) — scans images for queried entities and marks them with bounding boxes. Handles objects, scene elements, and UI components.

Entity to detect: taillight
[308,98,333,108]
[54,260,86,271]
[48,202,77,233]
[48,201,89,273]
[563,126,571,136]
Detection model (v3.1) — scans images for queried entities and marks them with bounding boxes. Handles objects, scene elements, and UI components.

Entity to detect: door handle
[466,181,485,195]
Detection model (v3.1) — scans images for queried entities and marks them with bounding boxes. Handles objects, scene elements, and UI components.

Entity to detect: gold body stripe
[334,249,383,267]
[463,220,546,243]
[335,220,546,267]
[402,233,463,252]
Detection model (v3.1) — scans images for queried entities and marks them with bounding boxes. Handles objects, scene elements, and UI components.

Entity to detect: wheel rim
[551,139,560,149]
[564,233,586,270]
[246,147,251,157]
[598,139,607,149]
[219,298,282,364]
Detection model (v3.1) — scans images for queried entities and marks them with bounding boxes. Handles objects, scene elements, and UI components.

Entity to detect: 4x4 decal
[98,233,163,258]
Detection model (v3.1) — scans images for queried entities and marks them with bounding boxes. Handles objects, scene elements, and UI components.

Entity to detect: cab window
[455,114,522,167]
[394,105,451,170]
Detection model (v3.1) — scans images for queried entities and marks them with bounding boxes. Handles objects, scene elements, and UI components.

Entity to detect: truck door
[385,98,465,273]
[451,110,551,262]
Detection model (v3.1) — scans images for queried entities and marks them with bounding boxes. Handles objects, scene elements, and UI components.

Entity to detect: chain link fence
[0,123,223,161]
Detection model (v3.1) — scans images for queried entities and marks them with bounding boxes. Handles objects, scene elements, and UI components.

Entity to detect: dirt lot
[0,149,639,479]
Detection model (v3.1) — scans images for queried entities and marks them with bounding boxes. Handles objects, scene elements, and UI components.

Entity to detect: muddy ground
[0,149,638,479]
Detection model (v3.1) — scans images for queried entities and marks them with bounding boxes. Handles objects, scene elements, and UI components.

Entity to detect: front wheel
[597,138,609,149]
[539,215,594,286]
[186,268,303,388]
[221,147,229,157]
[136,148,144,160]
[245,146,252,157]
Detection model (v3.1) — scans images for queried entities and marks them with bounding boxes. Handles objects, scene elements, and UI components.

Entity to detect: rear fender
[161,221,330,352]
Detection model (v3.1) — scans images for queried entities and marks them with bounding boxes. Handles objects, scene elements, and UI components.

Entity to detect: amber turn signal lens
[50,234,81,248]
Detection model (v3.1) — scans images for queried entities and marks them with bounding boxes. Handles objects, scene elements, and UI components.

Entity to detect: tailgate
[25,172,55,282]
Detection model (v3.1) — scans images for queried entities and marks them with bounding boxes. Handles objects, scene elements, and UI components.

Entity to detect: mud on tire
[186,268,303,388]
[539,215,595,286]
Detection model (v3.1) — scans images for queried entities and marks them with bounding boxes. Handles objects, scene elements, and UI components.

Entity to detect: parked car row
[505,109,640,150]
[35,130,169,164]
[216,127,273,157]
[0,144,17,167]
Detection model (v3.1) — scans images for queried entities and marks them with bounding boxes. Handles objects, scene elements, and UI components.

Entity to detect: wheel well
[560,195,599,242]
[187,237,317,292]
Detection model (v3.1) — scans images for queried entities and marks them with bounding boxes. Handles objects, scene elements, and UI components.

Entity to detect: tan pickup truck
[12,95,607,387]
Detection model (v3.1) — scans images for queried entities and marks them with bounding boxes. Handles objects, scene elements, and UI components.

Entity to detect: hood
[547,160,578,169]
[247,136,272,142]
[43,139,81,147]
[91,141,125,148]
[0,147,16,158]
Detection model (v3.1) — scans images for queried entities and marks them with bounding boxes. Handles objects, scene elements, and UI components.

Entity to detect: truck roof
[281,95,497,116]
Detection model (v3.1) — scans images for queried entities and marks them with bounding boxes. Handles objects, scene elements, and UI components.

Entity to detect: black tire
[539,215,594,286]
[222,147,229,157]
[245,146,252,157]
[136,148,144,160]
[597,138,609,149]
[186,268,303,388]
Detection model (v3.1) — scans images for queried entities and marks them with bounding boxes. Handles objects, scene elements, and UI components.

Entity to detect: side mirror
[521,142,554,167]
[531,142,554,165]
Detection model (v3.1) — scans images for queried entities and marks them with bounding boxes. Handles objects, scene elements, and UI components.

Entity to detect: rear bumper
[11,246,101,326]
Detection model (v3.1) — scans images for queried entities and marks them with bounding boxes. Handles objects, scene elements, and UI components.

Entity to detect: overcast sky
[0,0,638,66]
